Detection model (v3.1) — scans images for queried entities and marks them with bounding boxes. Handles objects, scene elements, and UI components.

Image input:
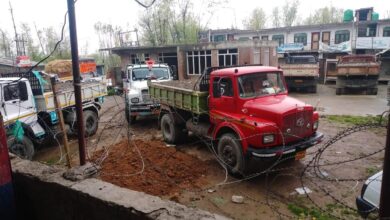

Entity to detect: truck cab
[124,61,175,124]
[209,66,322,163]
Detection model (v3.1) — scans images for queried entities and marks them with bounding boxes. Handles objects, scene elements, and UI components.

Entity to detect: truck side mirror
[171,65,178,80]
[213,80,221,98]
[18,81,28,101]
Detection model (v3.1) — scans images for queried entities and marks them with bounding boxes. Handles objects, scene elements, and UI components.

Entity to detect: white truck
[0,71,107,159]
[124,61,176,124]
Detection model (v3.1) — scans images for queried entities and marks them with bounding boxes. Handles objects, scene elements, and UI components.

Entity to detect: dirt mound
[95,139,209,197]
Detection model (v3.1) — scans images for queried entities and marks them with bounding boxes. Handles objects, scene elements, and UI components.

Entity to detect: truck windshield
[131,67,169,81]
[238,72,286,98]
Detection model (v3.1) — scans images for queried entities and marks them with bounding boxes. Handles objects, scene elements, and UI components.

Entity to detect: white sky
[0,0,389,54]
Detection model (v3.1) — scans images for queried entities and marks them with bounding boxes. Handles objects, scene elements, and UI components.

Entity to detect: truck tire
[309,85,317,93]
[125,106,136,125]
[84,110,98,136]
[7,135,34,160]
[161,114,185,144]
[217,133,246,176]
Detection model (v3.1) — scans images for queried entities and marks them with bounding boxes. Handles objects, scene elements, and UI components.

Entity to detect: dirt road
[35,92,387,219]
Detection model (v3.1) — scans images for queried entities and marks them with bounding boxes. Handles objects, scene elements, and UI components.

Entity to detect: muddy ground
[34,92,387,220]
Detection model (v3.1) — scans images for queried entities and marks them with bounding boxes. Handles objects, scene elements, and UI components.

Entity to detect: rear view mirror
[213,80,221,98]
[171,65,178,80]
[18,81,28,101]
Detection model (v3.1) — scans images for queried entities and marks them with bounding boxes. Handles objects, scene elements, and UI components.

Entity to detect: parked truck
[0,71,107,159]
[124,60,176,124]
[336,55,380,95]
[280,55,319,93]
[149,65,323,175]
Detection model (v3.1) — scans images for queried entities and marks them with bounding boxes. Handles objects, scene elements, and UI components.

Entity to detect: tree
[271,7,281,28]
[243,8,267,30]
[138,0,201,46]
[304,6,343,25]
[0,29,13,58]
[282,0,299,27]
[20,23,43,61]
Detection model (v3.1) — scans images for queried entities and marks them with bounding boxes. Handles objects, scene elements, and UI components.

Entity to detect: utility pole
[9,1,25,56]
[67,0,87,165]
[379,115,390,218]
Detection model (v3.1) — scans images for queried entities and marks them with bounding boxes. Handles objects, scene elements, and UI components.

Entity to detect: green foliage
[326,115,385,125]
[282,0,300,27]
[139,0,202,46]
[288,203,334,220]
[243,8,267,30]
[107,87,117,96]
[304,6,344,25]
[366,166,381,177]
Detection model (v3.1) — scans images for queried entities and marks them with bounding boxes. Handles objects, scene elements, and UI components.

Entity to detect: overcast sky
[0,0,389,54]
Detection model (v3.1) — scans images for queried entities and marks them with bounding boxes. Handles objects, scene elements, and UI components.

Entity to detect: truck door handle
[11,100,17,104]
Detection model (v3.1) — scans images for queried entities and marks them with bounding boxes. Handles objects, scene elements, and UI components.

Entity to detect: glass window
[219,78,233,97]
[131,67,169,81]
[238,72,286,98]
[213,35,226,42]
[335,30,350,44]
[383,27,390,37]
[218,49,238,66]
[294,33,307,46]
[261,35,269,40]
[272,35,284,46]
[186,50,212,75]
[4,84,20,101]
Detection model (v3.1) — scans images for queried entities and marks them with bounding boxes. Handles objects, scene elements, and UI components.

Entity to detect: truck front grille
[282,110,313,143]
[141,89,151,102]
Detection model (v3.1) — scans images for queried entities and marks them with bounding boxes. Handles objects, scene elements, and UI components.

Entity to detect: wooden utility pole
[50,77,72,168]
[67,0,87,165]
[379,114,390,219]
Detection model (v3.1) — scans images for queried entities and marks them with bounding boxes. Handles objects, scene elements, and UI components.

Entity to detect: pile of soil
[95,139,209,197]
[156,76,200,90]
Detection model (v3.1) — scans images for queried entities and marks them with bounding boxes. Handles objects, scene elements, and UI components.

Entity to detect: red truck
[149,65,323,175]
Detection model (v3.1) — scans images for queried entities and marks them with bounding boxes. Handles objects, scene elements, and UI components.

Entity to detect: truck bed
[36,81,107,112]
[280,64,319,77]
[337,62,380,76]
[148,78,208,115]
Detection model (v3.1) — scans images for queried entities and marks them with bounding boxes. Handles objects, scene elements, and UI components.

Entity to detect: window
[261,35,269,40]
[238,37,250,41]
[186,50,211,75]
[213,35,226,42]
[252,36,259,40]
[213,77,233,97]
[358,24,377,37]
[384,27,390,37]
[335,30,350,44]
[272,35,284,46]
[218,49,238,66]
[238,72,286,98]
[294,33,307,45]
[4,84,20,101]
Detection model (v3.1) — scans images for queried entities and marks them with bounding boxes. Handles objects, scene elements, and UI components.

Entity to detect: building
[198,8,390,54]
[198,8,390,81]
[107,40,278,80]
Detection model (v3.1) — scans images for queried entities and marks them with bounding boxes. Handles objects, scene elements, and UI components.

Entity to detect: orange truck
[44,58,97,81]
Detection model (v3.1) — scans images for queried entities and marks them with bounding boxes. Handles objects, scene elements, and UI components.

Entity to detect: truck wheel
[84,110,98,136]
[309,85,317,93]
[161,114,185,144]
[125,105,136,125]
[217,133,246,176]
[7,135,34,160]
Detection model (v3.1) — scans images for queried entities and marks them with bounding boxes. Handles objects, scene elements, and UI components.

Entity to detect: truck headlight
[313,121,319,130]
[263,134,275,144]
[131,97,139,103]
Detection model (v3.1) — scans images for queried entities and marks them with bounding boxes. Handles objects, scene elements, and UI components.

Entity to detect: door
[1,81,35,122]
[322,32,330,45]
[209,77,235,115]
[311,32,320,50]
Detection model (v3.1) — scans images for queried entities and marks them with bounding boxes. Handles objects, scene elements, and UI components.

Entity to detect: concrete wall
[10,156,227,220]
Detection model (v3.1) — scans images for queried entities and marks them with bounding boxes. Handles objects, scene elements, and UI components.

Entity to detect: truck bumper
[246,132,323,159]
[285,76,317,88]
[129,104,160,116]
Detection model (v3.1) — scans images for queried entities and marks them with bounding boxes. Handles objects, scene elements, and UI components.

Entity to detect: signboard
[277,43,304,53]
[319,41,351,53]
[16,56,32,67]
[356,37,390,49]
